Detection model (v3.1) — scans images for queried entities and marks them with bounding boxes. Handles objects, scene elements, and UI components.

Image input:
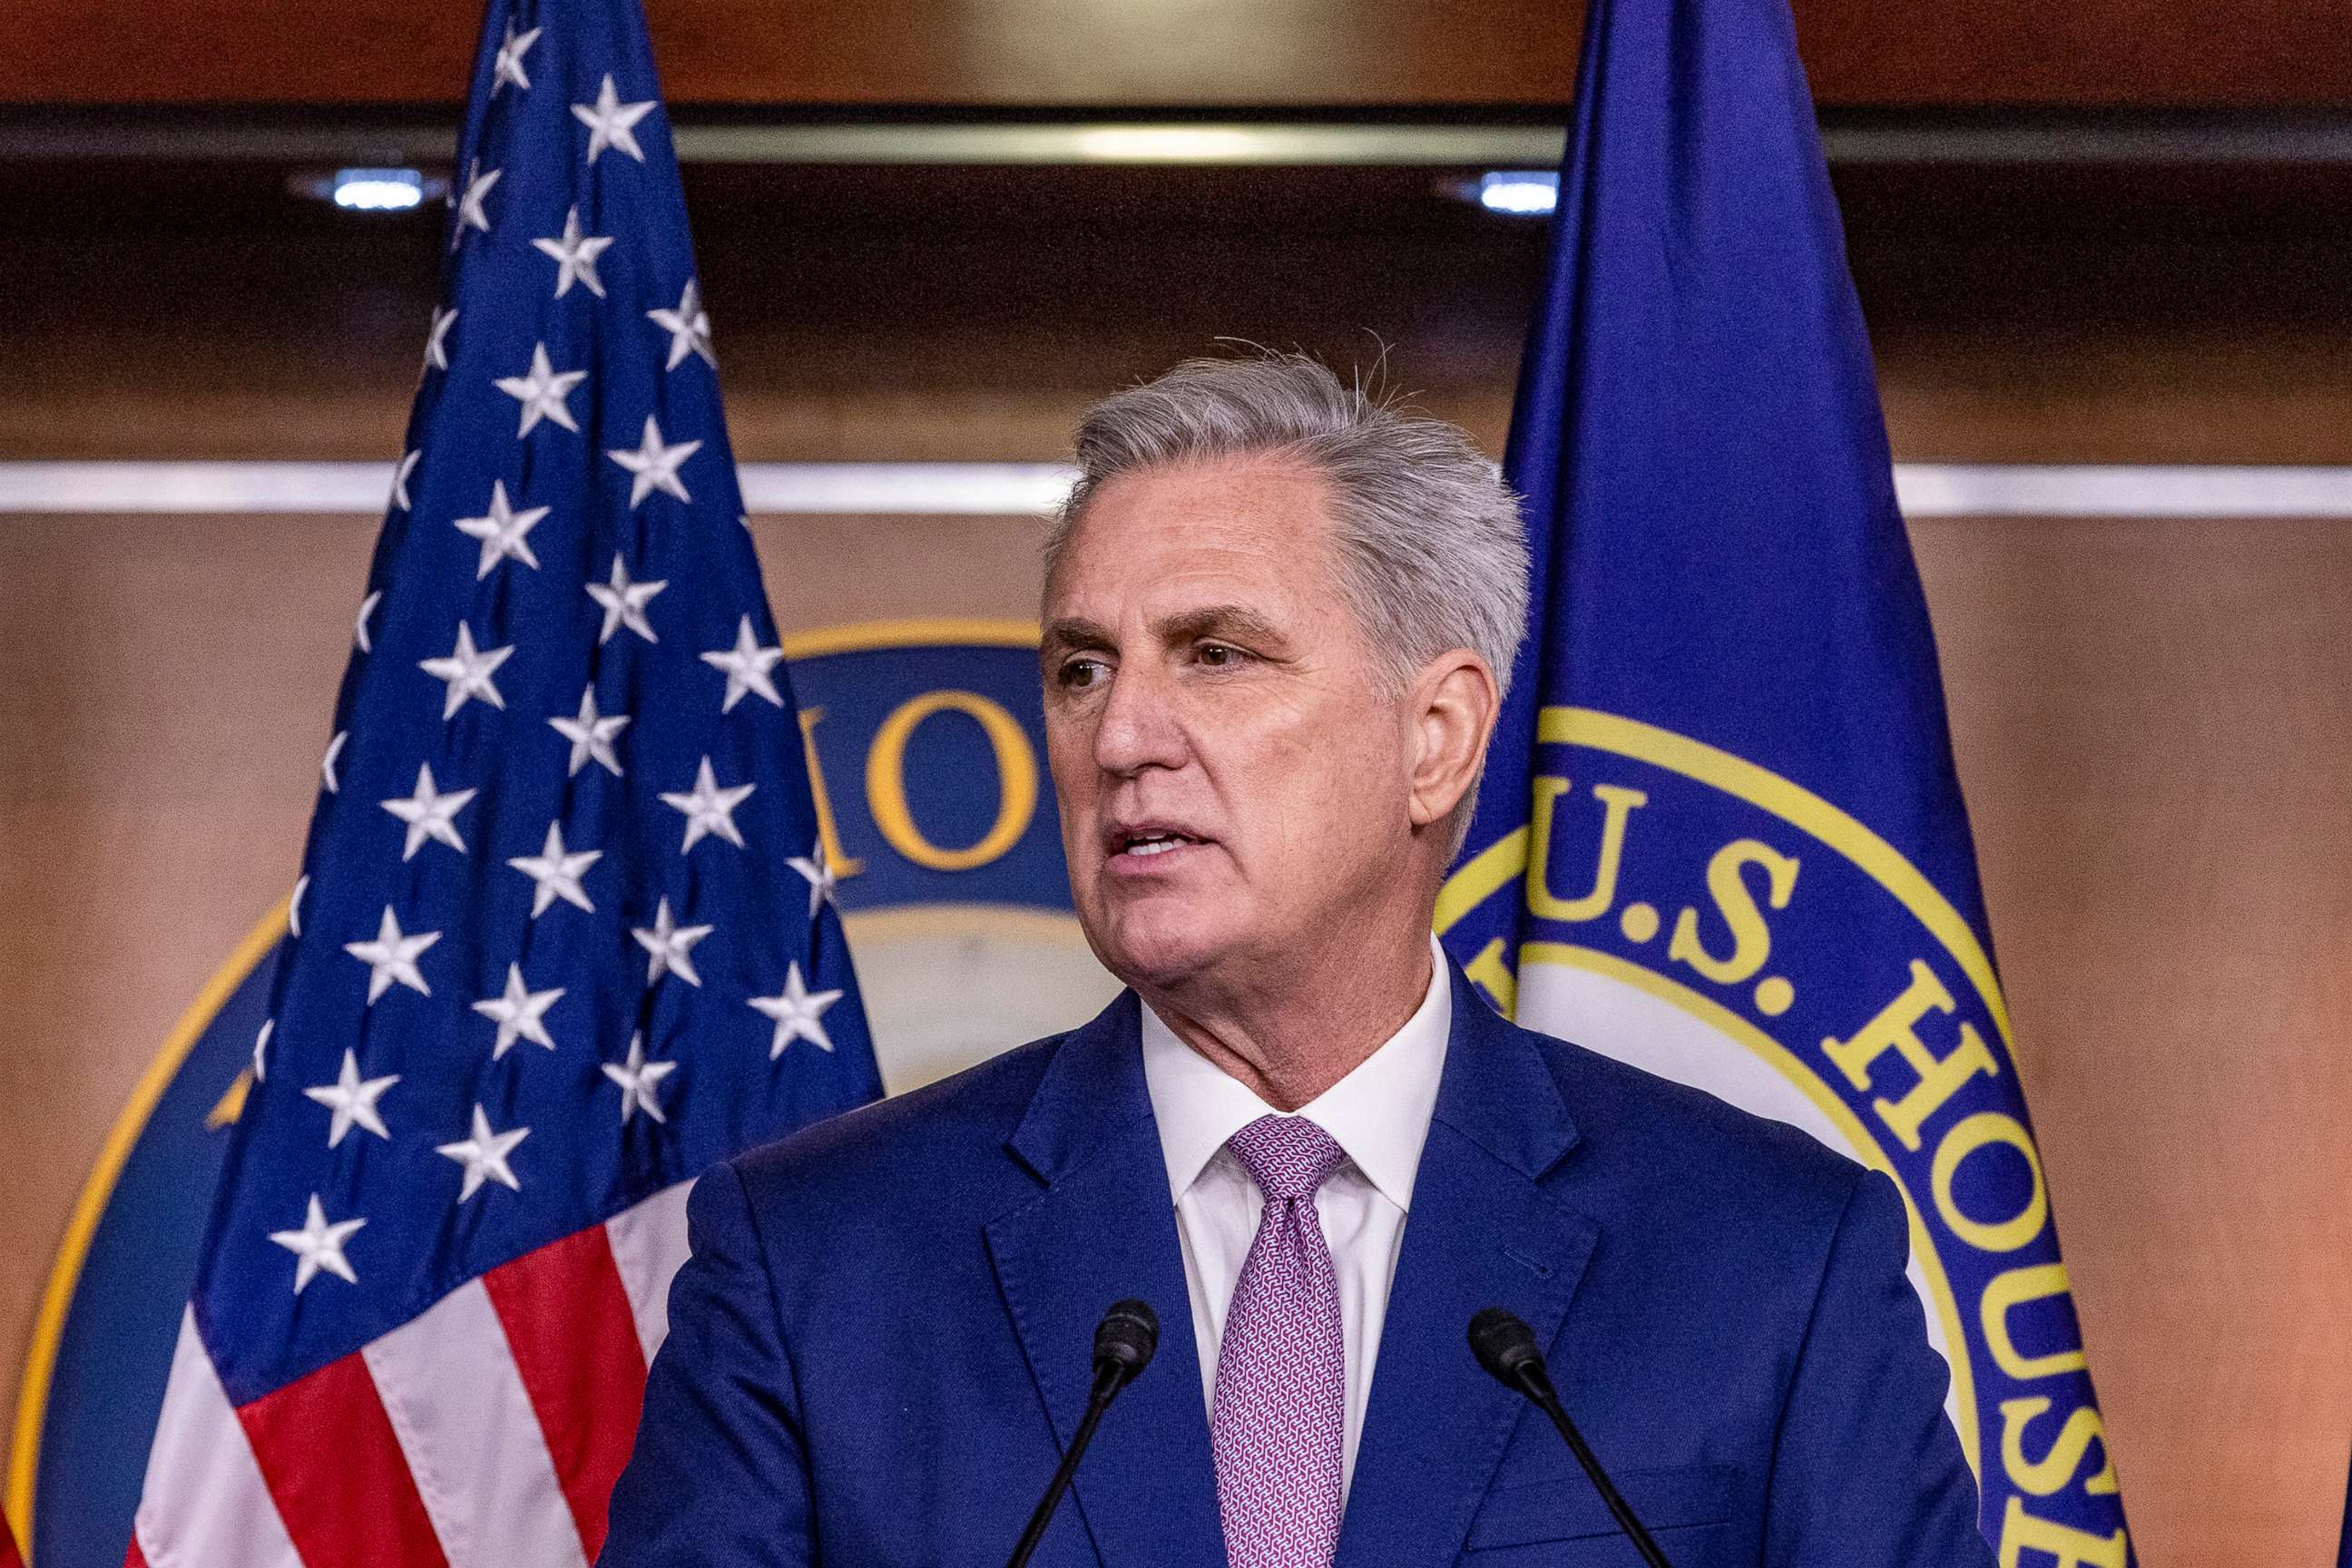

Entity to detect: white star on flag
[344,906,440,1004]
[495,342,587,437]
[355,590,382,652]
[320,730,348,793]
[606,414,701,507]
[648,280,715,369]
[749,962,844,1058]
[472,963,564,1058]
[661,756,755,852]
[454,479,551,579]
[289,875,308,937]
[379,761,477,860]
[419,622,514,718]
[601,1032,677,1123]
[492,22,541,93]
[585,554,665,643]
[789,841,838,920]
[301,1048,400,1148]
[533,204,615,299]
[425,307,458,372]
[700,614,785,712]
[437,1105,530,1201]
[549,686,630,778]
[573,74,656,164]
[507,821,601,917]
[632,896,711,987]
[391,449,421,510]
[252,1018,273,1082]
[454,161,500,247]
[269,1195,367,1294]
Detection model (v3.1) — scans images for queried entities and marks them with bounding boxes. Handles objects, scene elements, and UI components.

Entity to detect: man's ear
[1406,650,1501,832]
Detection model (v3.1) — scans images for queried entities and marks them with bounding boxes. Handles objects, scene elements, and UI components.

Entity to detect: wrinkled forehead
[1043,455,1342,620]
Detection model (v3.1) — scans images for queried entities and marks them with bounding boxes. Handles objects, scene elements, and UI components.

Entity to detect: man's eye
[1058,657,1108,689]
[1196,642,1246,668]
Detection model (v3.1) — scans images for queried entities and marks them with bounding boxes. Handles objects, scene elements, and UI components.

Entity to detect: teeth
[1122,833,1191,856]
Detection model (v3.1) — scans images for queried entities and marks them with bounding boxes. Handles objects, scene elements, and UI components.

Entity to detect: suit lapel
[1334,968,1600,1568]
[985,992,1229,1568]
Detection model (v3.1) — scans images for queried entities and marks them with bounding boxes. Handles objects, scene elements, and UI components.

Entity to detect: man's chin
[1083,904,1239,995]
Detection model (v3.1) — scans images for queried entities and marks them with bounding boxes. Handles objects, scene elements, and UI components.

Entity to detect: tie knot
[1225,1113,1348,1200]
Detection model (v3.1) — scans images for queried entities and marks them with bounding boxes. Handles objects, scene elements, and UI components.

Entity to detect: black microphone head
[1093,1298,1159,1379]
[1467,1307,1545,1388]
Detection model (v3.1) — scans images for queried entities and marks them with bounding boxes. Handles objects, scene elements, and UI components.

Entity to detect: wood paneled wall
[1919,514,2352,1563]
[6,0,2352,107]
[3,158,2351,1563]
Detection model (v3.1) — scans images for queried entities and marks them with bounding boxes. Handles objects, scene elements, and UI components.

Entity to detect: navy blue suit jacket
[601,964,1992,1566]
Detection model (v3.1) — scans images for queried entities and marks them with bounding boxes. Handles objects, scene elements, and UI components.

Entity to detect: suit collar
[1003,954,1578,1181]
[1004,988,1151,1187]
[1335,961,1599,1568]
[989,990,1230,1568]
[1427,960,1583,1182]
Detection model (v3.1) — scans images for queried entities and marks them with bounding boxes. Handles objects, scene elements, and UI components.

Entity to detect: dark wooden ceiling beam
[8,0,2351,112]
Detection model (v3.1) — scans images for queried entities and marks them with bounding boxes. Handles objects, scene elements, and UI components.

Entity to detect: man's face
[1041,455,1418,993]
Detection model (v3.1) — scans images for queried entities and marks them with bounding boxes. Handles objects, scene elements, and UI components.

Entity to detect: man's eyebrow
[1159,604,1289,648]
[1039,605,1291,663]
[1040,616,1115,659]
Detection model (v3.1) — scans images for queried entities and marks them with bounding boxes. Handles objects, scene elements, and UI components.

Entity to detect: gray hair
[1044,352,1532,707]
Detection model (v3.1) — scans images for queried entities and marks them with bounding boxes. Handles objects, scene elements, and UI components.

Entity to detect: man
[601,354,1991,1566]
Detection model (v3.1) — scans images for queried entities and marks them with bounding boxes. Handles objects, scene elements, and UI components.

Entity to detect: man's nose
[1092,658,1190,777]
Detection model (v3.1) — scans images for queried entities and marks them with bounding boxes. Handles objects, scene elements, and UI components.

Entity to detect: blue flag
[2338,1457,2351,1568]
[1436,0,2132,1558]
[126,1,881,1560]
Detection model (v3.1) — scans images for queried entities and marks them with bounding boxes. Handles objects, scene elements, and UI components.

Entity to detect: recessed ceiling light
[288,166,448,211]
[1473,170,1560,217]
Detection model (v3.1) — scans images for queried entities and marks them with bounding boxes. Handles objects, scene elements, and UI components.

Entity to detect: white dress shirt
[1138,935,1452,1499]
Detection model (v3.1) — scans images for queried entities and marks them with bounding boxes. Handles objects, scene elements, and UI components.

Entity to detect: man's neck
[1135,923,1437,1111]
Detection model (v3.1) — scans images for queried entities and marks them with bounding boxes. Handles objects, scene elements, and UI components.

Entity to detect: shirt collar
[1139,934,1453,1213]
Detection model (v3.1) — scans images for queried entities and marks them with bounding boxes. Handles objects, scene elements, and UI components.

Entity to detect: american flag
[123,1,882,1562]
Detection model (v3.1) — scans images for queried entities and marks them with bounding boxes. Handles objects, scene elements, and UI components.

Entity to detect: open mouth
[1113,829,1205,859]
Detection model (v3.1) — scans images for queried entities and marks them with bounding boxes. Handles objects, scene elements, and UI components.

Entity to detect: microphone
[1006,1298,1161,1568]
[1467,1308,1674,1568]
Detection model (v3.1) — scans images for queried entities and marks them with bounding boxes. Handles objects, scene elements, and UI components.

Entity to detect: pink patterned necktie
[1211,1113,1351,1568]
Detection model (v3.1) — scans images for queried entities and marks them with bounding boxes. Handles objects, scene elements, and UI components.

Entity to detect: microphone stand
[1504,1365,1673,1568]
[1006,1299,1159,1568]
[1469,1307,1673,1568]
[1006,1360,1125,1568]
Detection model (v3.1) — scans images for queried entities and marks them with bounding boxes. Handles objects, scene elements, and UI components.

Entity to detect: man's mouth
[1112,828,1206,858]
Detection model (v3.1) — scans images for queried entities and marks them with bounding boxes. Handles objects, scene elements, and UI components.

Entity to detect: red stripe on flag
[122,1531,144,1568]
[238,1351,448,1568]
[483,1224,650,1560]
